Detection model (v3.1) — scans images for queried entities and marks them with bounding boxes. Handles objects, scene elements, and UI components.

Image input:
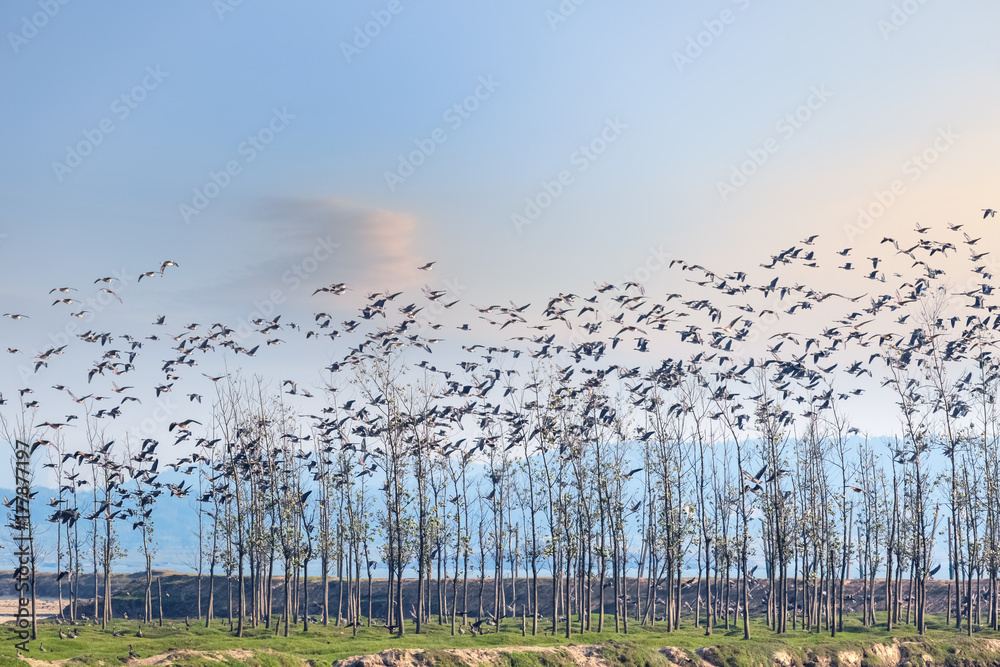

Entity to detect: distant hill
[0,570,965,622]
[0,486,201,573]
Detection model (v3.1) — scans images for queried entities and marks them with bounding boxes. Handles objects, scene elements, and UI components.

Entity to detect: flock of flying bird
[1,209,998,594]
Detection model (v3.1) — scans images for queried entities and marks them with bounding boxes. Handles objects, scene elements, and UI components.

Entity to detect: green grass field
[1,614,998,667]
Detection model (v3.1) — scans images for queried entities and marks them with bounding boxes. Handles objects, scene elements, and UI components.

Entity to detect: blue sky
[0,0,998,477]
[4,1,998,307]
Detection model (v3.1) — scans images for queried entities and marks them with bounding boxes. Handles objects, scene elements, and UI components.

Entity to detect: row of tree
[5,214,1000,642]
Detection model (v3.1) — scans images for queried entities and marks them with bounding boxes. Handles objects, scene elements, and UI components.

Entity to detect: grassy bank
[1,614,999,667]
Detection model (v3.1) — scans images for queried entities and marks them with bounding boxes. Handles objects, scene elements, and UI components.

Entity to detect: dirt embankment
[333,638,1000,667]
[15,638,1000,667]
[334,645,609,667]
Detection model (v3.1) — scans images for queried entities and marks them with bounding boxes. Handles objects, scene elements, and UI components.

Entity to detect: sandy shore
[0,596,62,624]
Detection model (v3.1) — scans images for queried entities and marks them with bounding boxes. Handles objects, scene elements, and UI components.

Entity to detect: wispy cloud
[253,197,420,293]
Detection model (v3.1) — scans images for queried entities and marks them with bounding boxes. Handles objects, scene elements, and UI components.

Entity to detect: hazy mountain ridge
[1,486,199,572]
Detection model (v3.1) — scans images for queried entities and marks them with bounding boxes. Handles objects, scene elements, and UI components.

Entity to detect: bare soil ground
[20,647,261,667]
[0,596,61,624]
